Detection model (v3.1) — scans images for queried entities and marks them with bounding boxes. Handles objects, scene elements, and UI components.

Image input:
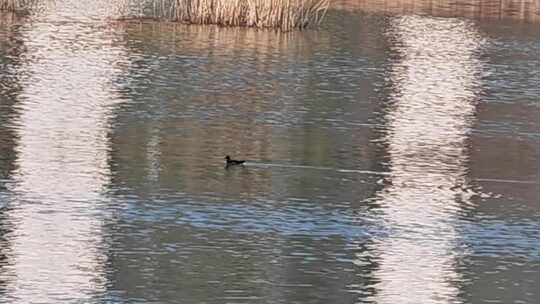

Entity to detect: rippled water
[1,2,540,303]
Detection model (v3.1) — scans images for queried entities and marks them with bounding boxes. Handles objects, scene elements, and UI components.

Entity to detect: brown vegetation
[0,0,17,11]
[116,0,330,31]
[0,0,36,12]
[170,0,330,31]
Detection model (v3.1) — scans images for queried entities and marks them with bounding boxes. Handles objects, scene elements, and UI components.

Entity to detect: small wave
[475,178,540,185]
[245,162,390,176]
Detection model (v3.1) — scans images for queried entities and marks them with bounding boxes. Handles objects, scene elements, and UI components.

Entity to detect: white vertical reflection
[361,16,483,303]
[6,2,126,302]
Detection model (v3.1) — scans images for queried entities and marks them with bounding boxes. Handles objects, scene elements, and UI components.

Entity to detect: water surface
[1,2,540,303]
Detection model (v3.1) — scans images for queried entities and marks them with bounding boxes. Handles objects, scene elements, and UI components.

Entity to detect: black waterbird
[225,155,245,167]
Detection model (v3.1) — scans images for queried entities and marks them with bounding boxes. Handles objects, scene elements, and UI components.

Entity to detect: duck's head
[225,155,231,161]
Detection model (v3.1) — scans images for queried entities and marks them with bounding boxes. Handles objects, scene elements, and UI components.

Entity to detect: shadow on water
[99,17,389,303]
[0,13,25,188]
[0,13,25,298]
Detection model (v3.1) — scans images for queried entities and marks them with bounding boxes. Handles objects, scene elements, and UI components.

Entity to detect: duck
[225,155,245,167]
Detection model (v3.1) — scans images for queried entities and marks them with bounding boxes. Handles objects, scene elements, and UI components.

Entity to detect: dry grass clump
[119,0,329,31]
[0,0,37,12]
[0,0,18,11]
[172,0,330,31]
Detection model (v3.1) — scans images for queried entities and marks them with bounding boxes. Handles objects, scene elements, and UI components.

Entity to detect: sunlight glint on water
[356,16,484,304]
[3,3,126,302]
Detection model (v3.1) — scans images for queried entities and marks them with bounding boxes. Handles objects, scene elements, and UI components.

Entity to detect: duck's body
[225,155,245,167]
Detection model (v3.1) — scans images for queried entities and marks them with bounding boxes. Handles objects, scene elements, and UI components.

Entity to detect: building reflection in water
[2,2,127,302]
[353,16,484,303]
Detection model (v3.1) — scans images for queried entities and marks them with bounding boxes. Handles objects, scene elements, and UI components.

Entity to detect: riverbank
[335,0,540,22]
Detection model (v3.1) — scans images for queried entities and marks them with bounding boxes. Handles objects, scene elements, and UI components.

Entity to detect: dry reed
[0,0,37,12]
[172,0,329,31]
[0,0,18,11]
[119,0,329,31]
